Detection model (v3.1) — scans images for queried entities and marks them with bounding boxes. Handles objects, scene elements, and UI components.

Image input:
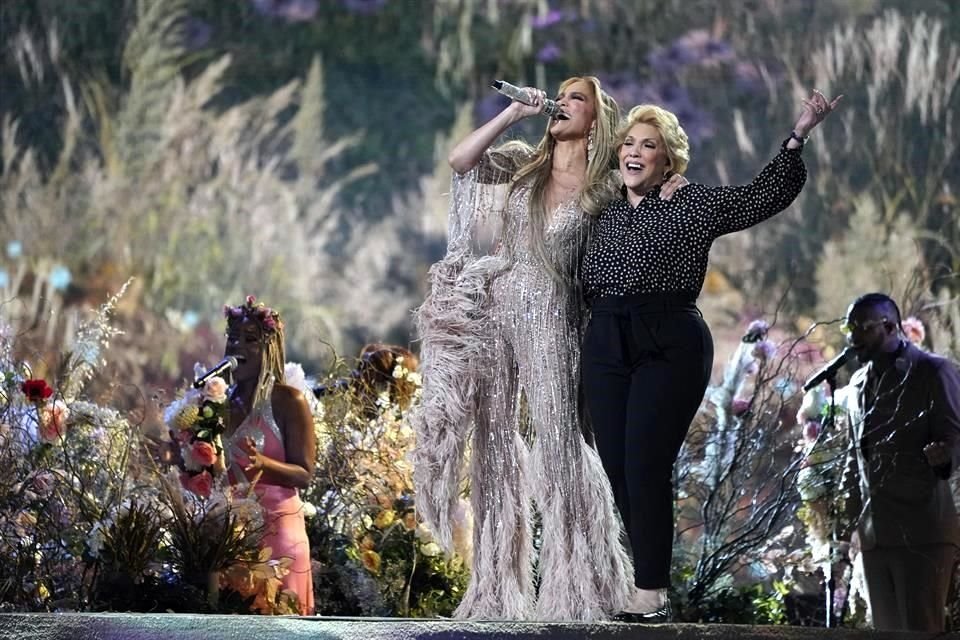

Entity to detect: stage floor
[0,613,944,640]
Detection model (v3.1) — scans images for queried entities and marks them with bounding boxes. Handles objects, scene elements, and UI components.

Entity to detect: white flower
[284,362,309,397]
[201,376,228,404]
[796,387,826,423]
[302,501,317,518]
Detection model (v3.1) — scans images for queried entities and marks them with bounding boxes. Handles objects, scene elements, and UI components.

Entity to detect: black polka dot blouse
[582,139,806,301]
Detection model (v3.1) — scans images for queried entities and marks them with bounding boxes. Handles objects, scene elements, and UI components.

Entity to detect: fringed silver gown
[411,150,633,621]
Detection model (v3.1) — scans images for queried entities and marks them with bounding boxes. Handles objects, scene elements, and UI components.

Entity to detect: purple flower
[647,30,735,73]
[731,397,752,416]
[474,93,511,127]
[751,340,777,362]
[743,319,770,342]
[734,61,762,94]
[530,9,567,29]
[803,420,821,444]
[536,43,562,63]
[184,17,212,50]
[250,0,318,22]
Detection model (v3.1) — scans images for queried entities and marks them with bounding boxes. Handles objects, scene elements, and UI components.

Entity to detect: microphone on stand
[491,80,569,120]
[193,355,244,389]
[802,348,854,392]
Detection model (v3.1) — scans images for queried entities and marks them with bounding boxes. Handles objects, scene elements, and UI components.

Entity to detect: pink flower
[202,376,228,404]
[803,420,821,444]
[901,316,925,345]
[39,400,70,443]
[191,440,218,466]
[31,471,57,498]
[245,295,257,306]
[731,397,752,416]
[180,470,213,498]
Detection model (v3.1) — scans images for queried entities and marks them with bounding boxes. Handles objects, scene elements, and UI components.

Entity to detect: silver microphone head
[491,80,569,120]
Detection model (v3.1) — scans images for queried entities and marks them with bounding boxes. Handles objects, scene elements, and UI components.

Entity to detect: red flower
[180,470,213,498]
[21,379,54,403]
[191,440,218,466]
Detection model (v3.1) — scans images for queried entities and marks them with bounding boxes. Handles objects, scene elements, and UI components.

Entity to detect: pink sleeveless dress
[228,389,315,615]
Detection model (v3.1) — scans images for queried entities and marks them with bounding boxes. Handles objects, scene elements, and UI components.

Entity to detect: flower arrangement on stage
[305,348,469,617]
[794,384,851,565]
[163,375,229,498]
[0,284,144,610]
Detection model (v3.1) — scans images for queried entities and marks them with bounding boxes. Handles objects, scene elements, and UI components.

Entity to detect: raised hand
[793,89,843,137]
[510,86,549,119]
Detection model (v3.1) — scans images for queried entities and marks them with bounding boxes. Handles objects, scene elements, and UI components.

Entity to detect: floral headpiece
[223,295,283,334]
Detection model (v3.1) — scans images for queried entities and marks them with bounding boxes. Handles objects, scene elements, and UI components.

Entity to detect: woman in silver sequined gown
[411,77,633,621]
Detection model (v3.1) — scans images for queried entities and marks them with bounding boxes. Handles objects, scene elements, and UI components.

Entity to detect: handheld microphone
[802,347,854,392]
[193,355,244,389]
[491,80,569,120]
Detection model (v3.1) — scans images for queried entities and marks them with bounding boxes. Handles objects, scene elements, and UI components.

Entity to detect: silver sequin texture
[411,150,633,621]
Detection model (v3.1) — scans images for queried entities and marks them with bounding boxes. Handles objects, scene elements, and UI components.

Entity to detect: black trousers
[582,293,713,589]
[861,543,956,631]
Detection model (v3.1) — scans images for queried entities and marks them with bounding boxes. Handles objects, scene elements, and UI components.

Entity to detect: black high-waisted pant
[581,292,713,589]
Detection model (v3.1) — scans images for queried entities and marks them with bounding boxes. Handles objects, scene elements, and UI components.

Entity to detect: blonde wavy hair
[494,76,621,284]
[618,104,690,177]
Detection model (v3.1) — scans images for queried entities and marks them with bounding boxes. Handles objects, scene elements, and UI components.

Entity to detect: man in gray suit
[840,292,960,631]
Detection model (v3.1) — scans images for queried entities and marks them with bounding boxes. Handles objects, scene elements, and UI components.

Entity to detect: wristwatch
[789,130,809,146]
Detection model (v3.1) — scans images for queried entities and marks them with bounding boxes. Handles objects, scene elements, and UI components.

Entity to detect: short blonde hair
[618,104,690,176]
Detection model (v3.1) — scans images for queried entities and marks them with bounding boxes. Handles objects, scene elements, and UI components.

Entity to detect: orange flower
[361,549,381,575]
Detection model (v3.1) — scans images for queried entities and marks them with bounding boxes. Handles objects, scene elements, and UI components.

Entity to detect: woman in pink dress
[222,296,317,615]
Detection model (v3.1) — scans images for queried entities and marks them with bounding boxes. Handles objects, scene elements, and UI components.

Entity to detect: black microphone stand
[823,373,839,628]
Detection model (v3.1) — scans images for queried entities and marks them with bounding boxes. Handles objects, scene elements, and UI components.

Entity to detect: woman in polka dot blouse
[581,90,842,621]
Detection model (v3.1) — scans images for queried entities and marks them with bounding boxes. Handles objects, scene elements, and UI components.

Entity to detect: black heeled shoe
[612,599,672,623]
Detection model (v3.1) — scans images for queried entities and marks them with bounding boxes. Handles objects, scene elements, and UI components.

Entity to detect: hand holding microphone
[491,80,569,120]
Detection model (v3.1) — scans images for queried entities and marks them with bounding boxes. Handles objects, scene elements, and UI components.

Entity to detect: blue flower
[49,265,72,292]
[6,241,22,259]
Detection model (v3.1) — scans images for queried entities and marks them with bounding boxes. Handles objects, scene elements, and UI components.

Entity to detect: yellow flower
[174,405,200,430]
[361,549,381,575]
[374,509,396,529]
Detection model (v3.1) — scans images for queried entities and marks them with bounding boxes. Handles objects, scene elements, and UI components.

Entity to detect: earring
[587,122,596,161]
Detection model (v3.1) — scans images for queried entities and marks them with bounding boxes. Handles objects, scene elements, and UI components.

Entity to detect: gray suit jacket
[841,342,960,550]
